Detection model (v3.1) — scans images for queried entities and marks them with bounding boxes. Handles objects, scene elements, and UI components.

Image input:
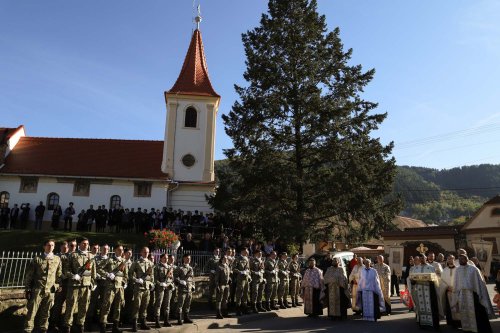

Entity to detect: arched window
[47,192,59,210]
[110,195,121,209]
[0,191,9,208]
[491,208,500,216]
[184,107,197,128]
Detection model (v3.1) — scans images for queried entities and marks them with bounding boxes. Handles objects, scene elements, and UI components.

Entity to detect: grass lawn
[0,230,148,252]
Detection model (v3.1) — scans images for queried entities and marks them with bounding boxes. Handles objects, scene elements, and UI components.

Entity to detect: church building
[0,25,219,222]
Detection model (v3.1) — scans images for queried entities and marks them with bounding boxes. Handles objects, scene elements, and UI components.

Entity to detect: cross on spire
[195,4,202,30]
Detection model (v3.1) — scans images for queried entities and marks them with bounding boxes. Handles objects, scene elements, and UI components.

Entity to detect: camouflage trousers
[289,277,300,302]
[250,280,265,304]
[121,285,134,322]
[235,278,250,306]
[64,286,92,327]
[265,281,278,302]
[24,289,55,333]
[99,286,124,324]
[177,291,193,316]
[49,282,67,326]
[208,274,216,302]
[277,278,289,302]
[131,288,150,320]
[87,280,106,321]
[154,287,174,318]
[216,285,230,311]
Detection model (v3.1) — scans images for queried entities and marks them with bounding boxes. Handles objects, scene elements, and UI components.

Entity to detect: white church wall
[172,100,207,182]
[0,176,213,221]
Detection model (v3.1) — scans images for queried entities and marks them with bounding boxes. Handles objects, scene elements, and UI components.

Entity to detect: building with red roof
[0,24,220,227]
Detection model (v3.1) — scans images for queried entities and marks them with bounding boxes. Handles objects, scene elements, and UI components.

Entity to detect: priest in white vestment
[409,253,440,329]
[348,256,363,313]
[451,254,495,333]
[439,254,460,328]
[357,259,385,322]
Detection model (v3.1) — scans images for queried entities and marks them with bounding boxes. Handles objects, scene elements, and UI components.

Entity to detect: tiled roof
[0,137,168,180]
[392,216,427,230]
[485,195,500,205]
[168,29,220,98]
[0,126,24,144]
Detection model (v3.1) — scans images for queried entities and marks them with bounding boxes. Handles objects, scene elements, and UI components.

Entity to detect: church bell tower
[161,12,220,183]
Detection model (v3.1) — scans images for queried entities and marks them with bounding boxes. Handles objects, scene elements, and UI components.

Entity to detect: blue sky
[1,0,500,170]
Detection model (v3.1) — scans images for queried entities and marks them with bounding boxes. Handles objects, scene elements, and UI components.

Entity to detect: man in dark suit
[9,203,19,229]
[0,205,10,229]
[35,201,46,230]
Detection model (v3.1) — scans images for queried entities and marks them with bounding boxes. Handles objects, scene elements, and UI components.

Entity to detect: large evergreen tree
[218,0,401,244]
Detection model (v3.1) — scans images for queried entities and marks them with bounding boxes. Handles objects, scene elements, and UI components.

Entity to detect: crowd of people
[21,235,500,333]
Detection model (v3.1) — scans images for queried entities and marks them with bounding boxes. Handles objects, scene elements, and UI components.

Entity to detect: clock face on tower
[182,154,196,168]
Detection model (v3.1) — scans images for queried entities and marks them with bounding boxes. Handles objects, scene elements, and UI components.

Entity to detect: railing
[0,249,214,289]
[0,251,41,289]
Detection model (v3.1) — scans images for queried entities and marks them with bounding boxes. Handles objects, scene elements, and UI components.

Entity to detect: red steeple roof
[168,29,220,98]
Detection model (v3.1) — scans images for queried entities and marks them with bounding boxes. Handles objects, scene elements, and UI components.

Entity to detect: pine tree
[219,0,401,245]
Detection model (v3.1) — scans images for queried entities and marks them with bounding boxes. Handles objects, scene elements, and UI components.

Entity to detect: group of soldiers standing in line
[23,238,196,333]
[204,247,302,319]
[23,238,304,333]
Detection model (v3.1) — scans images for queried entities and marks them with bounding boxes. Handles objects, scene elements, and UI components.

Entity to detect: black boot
[76,325,84,333]
[112,321,122,333]
[278,300,286,309]
[291,299,296,307]
[183,313,193,324]
[252,303,259,314]
[177,312,183,325]
[284,300,291,308]
[99,322,106,333]
[271,300,279,310]
[154,316,161,329]
[216,309,224,319]
[257,302,266,312]
[131,320,137,332]
[236,305,243,316]
[295,298,301,306]
[62,326,71,333]
[222,308,229,317]
[265,302,271,311]
[139,318,150,330]
[163,313,172,327]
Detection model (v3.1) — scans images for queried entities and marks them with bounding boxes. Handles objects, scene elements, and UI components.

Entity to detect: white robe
[451,264,495,332]
[439,266,459,320]
[348,264,362,310]
[357,267,385,321]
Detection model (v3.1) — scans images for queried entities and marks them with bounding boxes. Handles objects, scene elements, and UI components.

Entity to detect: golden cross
[416,243,428,254]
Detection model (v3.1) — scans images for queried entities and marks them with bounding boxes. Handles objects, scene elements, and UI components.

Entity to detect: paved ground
[159,283,500,333]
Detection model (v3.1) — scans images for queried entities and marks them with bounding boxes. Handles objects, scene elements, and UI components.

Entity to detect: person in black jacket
[34,201,45,230]
[401,256,414,285]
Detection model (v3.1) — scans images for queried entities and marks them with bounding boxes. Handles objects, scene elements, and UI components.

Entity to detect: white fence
[0,250,213,289]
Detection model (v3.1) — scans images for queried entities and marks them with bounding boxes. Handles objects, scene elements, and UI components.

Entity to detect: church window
[110,195,121,209]
[0,192,9,208]
[491,208,500,216]
[184,107,198,128]
[182,154,196,168]
[73,181,90,196]
[134,182,152,197]
[47,193,59,210]
[19,177,38,193]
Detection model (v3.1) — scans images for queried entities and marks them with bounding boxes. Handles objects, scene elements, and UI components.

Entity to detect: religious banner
[388,245,404,276]
[471,240,493,278]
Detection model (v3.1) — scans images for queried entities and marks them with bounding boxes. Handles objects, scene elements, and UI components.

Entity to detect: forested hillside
[394,164,500,225]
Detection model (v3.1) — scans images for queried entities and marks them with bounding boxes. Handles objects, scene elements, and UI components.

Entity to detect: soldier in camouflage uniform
[129,246,154,332]
[174,254,195,325]
[264,251,279,311]
[88,244,110,325]
[227,248,237,308]
[98,245,128,333]
[120,248,134,323]
[233,247,251,316]
[215,256,231,319]
[204,248,220,309]
[62,237,97,333]
[49,239,75,330]
[24,239,62,333]
[288,253,302,307]
[153,254,175,328]
[250,249,266,313]
[277,252,291,308]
